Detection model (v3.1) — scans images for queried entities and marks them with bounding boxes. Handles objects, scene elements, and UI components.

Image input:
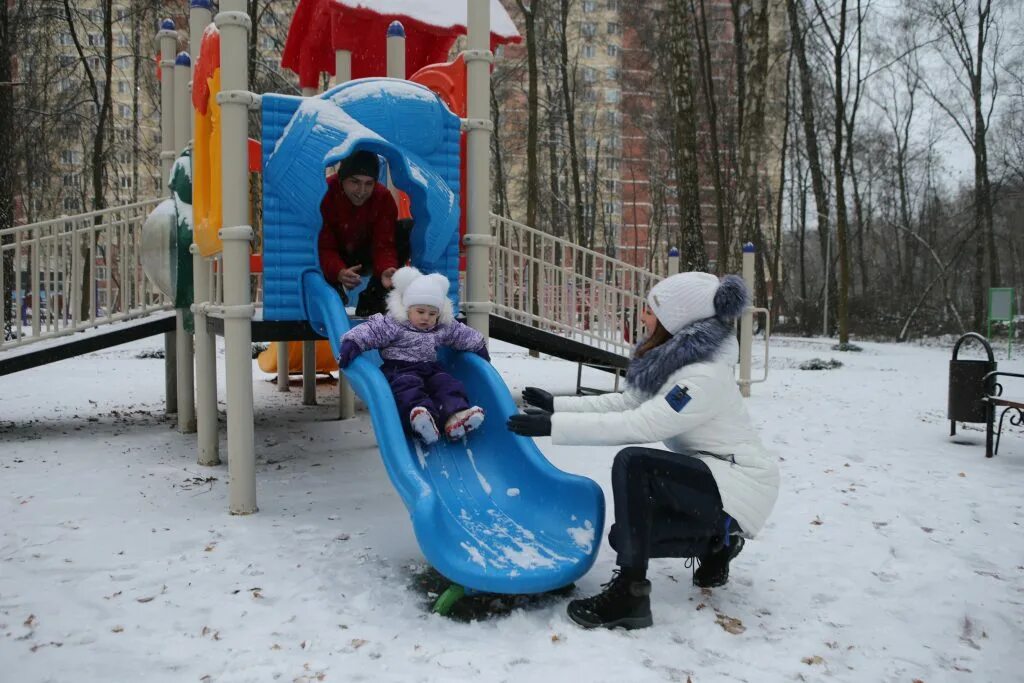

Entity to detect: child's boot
[444,406,485,441]
[409,407,439,445]
[566,569,653,630]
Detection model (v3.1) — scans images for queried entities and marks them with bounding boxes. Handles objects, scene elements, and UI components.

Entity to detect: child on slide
[337,267,489,445]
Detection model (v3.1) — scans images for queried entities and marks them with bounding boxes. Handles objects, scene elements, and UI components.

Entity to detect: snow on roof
[332,0,519,39]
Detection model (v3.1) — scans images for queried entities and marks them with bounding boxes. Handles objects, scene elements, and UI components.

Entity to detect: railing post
[739,242,755,397]
[217,0,257,514]
[159,18,178,415]
[463,0,492,339]
[174,51,197,433]
[667,246,680,276]
[191,0,220,465]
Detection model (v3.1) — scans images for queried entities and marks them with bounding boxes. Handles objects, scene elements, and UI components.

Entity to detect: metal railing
[0,199,171,351]
[489,213,662,358]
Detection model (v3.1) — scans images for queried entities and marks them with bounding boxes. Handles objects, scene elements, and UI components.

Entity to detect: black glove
[337,339,361,369]
[523,407,550,416]
[507,413,552,437]
[522,386,554,413]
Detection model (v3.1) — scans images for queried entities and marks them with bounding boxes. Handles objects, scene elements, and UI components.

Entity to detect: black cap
[337,150,379,181]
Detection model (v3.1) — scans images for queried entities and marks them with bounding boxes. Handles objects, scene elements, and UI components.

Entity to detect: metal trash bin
[948,332,997,436]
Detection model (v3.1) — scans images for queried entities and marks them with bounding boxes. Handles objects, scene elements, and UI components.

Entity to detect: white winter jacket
[551,339,779,538]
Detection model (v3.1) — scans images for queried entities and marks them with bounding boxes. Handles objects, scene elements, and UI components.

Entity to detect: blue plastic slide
[304,274,604,595]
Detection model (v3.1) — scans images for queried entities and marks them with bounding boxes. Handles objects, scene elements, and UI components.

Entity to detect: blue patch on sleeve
[665,385,691,412]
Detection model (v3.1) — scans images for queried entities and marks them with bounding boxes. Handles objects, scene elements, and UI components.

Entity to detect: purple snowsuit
[341,313,487,430]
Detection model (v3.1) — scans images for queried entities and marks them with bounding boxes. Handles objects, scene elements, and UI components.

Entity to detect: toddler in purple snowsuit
[337,267,489,445]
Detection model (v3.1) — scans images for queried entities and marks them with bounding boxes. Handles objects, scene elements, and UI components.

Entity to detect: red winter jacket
[318,176,399,281]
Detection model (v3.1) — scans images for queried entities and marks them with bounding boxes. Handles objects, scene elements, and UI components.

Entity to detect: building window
[607,0,619,8]
[605,110,619,126]
[607,44,619,57]
[604,88,620,103]
[61,150,81,164]
[88,33,104,47]
[62,174,80,187]
[117,34,130,48]
[120,176,132,189]
[582,44,595,59]
[607,22,619,35]
[581,22,596,38]
[118,80,129,94]
[583,67,596,82]
[60,33,74,46]
[87,56,100,71]
[605,157,620,170]
[605,179,617,192]
[606,67,619,80]
[116,8,129,21]
[583,0,596,10]
[64,197,81,212]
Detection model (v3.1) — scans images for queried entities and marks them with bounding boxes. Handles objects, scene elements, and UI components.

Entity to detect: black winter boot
[693,536,744,588]
[566,569,653,630]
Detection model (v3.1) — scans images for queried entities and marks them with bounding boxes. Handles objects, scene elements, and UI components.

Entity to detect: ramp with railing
[487,213,660,372]
[0,200,173,375]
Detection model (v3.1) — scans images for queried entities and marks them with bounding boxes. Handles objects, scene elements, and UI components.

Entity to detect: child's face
[408,305,439,330]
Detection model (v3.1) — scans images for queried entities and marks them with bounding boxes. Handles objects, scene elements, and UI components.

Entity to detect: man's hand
[337,264,363,289]
[381,267,397,289]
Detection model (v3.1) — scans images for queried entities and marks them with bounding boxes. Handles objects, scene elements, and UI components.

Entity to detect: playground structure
[0,0,770,603]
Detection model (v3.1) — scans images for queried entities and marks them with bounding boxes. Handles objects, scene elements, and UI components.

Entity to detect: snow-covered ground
[1,335,1022,682]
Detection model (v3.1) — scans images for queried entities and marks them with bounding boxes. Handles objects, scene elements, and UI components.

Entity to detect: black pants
[608,446,734,570]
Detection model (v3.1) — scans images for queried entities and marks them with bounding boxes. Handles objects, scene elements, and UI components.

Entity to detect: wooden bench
[984,371,1024,458]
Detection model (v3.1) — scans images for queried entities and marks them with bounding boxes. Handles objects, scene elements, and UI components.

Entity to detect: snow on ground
[1,335,1022,682]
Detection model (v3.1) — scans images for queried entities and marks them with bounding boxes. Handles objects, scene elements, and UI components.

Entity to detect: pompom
[713,275,749,320]
[390,266,421,293]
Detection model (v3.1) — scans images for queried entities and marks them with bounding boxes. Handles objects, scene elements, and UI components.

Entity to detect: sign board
[988,288,1014,321]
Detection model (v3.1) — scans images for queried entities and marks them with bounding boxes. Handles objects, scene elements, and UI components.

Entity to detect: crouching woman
[507,272,780,630]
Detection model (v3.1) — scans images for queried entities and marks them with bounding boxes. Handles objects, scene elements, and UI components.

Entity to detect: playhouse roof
[281,0,521,89]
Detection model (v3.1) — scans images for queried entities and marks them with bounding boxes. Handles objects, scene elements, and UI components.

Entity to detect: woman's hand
[381,267,397,289]
[507,412,552,437]
[523,387,554,413]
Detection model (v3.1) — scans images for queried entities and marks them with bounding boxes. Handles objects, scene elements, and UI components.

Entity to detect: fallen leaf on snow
[550,633,562,643]
[136,596,155,603]
[802,655,825,665]
[811,516,824,526]
[23,614,37,628]
[111,625,124,633]
[271,644,282,650]
[958,472,966,477]
[350,638,367,649]
[714,612,745,634]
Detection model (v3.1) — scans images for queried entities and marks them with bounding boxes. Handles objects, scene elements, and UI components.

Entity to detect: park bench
[984,371,1024,458]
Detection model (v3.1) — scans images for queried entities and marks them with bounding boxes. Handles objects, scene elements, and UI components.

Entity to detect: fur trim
[714,275,749,320]
[625,316,734,395]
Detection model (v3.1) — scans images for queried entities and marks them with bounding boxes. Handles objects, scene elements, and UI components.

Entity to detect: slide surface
[304,274,604,594]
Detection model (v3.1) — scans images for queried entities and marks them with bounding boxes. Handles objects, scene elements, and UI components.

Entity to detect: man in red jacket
[318,151,399,314]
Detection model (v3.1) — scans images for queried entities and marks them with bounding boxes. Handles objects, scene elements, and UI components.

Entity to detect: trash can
[948,332,996,436]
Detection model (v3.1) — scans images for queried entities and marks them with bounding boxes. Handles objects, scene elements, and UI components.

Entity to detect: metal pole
[159,19,178,415]
[174,52,197,433]
[302,339,316,405]
[276,341,289,391]
[386,21,406,78]
[334,50,351,85]
[740,242,754,398]
[216,1,257,514]
[667,246,680,276]
[464,0,493,338]
[191,0,219,465]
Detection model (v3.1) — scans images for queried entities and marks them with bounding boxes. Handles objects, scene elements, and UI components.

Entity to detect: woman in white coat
[507,272,780,630]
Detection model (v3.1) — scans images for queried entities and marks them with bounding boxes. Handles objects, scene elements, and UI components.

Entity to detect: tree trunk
[0,0,15,339]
